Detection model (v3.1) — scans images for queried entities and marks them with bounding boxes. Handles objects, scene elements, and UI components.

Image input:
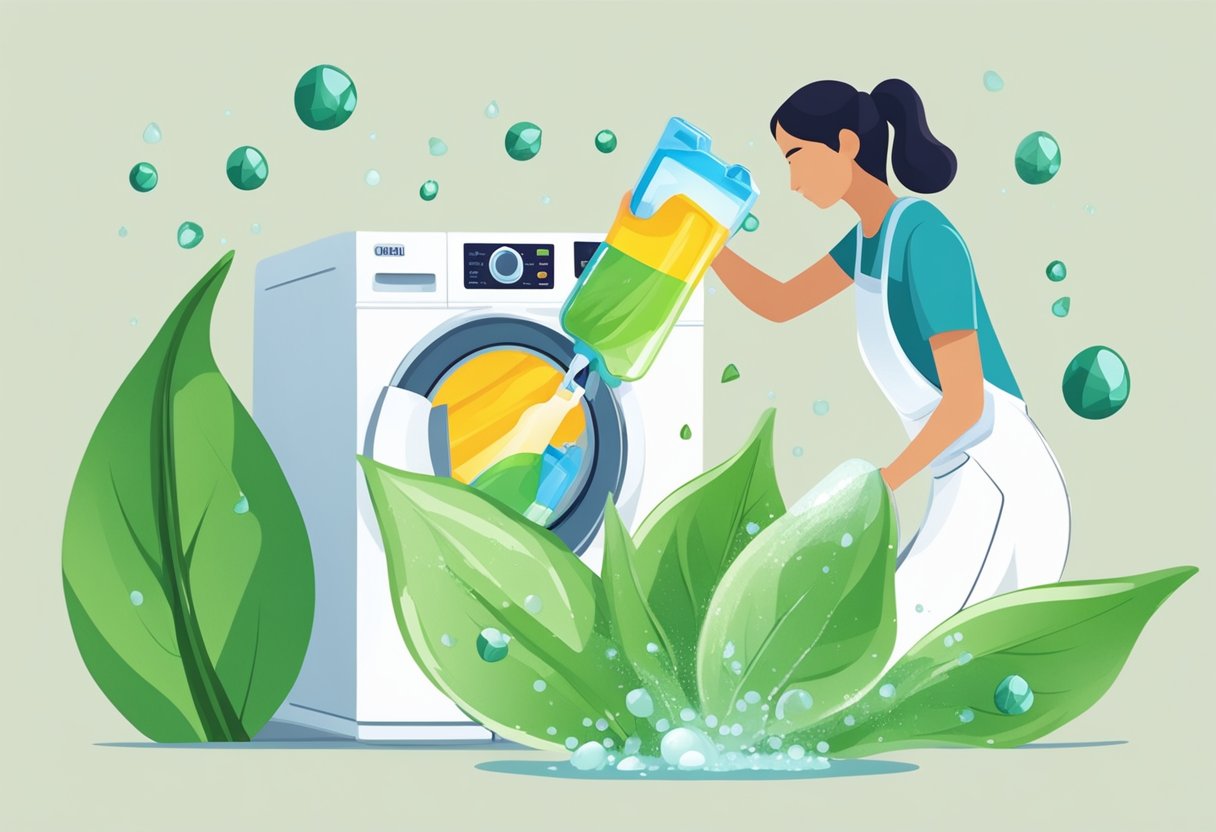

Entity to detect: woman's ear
[837,129,861,161]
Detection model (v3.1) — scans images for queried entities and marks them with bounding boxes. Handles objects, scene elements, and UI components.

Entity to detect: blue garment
[829,200,1022,399]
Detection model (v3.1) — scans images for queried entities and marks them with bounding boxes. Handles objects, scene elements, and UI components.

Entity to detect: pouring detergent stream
[469,119,757,521]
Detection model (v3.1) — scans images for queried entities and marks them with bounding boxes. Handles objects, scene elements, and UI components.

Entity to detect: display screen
[573,241,603,279]
[464,242,555,289]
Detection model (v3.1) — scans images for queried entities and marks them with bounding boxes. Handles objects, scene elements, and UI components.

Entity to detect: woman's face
[775,123,861,209]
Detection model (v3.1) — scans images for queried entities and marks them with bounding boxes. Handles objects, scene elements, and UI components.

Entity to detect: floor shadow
[474,758,919,781]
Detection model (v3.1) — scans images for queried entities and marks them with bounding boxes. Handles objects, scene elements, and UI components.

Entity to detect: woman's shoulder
[899,197,954,230]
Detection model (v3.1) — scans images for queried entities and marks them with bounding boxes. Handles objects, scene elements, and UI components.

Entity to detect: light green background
[2,0,1213,828]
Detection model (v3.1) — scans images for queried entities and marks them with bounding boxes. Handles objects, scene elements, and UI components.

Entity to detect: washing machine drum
[365,316,628,556]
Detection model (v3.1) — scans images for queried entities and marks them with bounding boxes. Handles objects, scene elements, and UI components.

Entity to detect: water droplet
[365,169,381,186]
[708,286,717,295]
[484,100,500,118]
[645,642,659,654]
[705,715,718,728]
[843,715,856,726]
[565,736,578,749]
[624,736,641,755]
[625,688,654,718]
[768,737,782,750]
[789,446,805,459]
[440,633,455,647]
[476,627,509,662]
[915,603,924,613]
[595,718,609,731]
[1052,297,1071,318]
[616,755,645,771]
[428,137,448,156]
[999,187,1008,195]
[959,707,975,723]
[739,213,761,233]
[1046,260,1067,282]
[594,129,618,154]
[766,391,776,400]
[533,680,547,692]
[677,750,706,769]
[954,632,963,642]
[1062,346,1130,419]
[603,738,614,749]
[129,590,144,606]
[661,727,717,768]
[129,162,158,193]
[233,493,249,514]
[730,660,742,675]
[546,726,557,736]
[129,317,138,327]
[224,109,233,117]
[605,647,618,659]
[656,718,671,732]
[721,363,740,383]
[177,221,204,249]
[504,121,543,161]
[982,70,1004,92]
[294,64,358,131]
[958,652,973,665]
[730,723,743,737]
[986,738,995,745]
[745,522,760,536]
[118,226,128,238]
[142,122,162,143]
[570,741,607,771]
[821,566,830,574]
[226,146,269,191]
[419,179,439,201]
[775,689,813,721]
[1083,203,1097,215]
[582,718,593,727]
[250,223,262,234]
[788,744,806,760]
[735,700,747,713]
[219,238,228,245]
[722,641,735,659]
[522,594,543,614]
[1014,131,1062,185]
[840,532,854,548]
[679,424,692,440]
[944,635,955,647]
[994,674,1035,715]
[813,399,830,416]
[816,741,830,753]
[744,691,761,704]
[879,683,896,698]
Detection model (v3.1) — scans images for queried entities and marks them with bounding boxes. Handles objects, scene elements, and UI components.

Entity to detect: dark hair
[769,79,957,193]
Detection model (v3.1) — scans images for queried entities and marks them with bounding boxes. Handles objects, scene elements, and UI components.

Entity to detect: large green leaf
[786,566,1198,757]
[61,252,315,742]
[358,457,660,752]
[470,452,542,515]
[601,500,694,720]
[627,408,785,704]
[696,459,898,733]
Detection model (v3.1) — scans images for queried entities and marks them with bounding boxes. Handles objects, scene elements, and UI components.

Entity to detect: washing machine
[252,231,704,741]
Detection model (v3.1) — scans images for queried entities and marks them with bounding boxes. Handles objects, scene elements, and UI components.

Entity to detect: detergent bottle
[560,117,759,384]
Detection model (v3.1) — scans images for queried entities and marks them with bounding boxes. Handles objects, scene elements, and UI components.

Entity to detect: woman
[711,79,1070,667]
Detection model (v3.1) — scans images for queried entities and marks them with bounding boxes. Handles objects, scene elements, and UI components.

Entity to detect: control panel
[464,242,554,289]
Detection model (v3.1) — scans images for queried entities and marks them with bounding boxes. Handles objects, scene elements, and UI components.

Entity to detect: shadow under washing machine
[252,231,704,741]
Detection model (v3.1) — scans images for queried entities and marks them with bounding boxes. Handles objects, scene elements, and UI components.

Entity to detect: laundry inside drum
[430,347,594,526]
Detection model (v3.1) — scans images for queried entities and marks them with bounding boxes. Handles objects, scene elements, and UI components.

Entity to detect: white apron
[852,198,1072,673]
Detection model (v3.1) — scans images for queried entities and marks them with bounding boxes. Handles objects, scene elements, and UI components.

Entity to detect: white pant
[883,399,1071,674]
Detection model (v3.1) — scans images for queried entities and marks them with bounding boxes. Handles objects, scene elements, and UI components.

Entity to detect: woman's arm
[712,247,853,323]
[881,329,985,491]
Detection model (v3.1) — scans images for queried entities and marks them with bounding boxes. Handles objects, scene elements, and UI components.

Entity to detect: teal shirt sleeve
[828,228,857,279]
[905,222,978,336]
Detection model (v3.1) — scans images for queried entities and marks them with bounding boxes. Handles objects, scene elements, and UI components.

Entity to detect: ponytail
[871,79,957,193]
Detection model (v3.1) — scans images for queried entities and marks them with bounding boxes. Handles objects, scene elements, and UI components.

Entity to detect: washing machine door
[363,313,636,556]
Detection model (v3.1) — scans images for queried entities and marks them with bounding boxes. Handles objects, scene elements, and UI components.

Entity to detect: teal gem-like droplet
[142,122,162,144]
[177,221,204,249]
[982,70,1004,92]
[994,674,1035,715]
[118,226,128,238]
[741,213,760,232]
[813,399,830,416]
[365,169,381,187]
[1046,260,1067,282]
[250,223,262,235]
[1014,131,1062,185]
[226,146,269,190]
[476,627,509,662]
[485,100,500,118]
[129,162,158,193]
[428,137,448,156]
[234,493,249,514]
[294,64,358,131]
[419,179,439,201]
[505,121,543,161]
[594,129,618,154]
[1051,297,1071,318]
[1062,345,1130,419]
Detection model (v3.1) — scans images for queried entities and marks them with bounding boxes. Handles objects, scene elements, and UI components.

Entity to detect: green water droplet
[118,226,128,238]
[233,493,249,514]
[476,627,509,662]
[428,137,448,156]
[176,221,204,249]
[419,179,439,201]
[679,424,692,440]
[1051,296,1071,318]
[982,70,1004,92]
[1062,346,1129,419]
[294,64,357,130]
[813,399,830,415]
[485,100,500,118]
[250,223,262,234]
[365,169,381,186]
[142,122,162,144]
[994,674,1035,715]
[594,129,618,154]
[1014,131,1061,185]
[226,146,269,190]
[128,162,158,193]
[741,213,760,232]
[721,363,740,383]
[1046,260,1067,282]
[505,121,543,161]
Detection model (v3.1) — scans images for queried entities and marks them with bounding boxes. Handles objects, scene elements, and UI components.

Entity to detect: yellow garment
[455,384,585,484]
